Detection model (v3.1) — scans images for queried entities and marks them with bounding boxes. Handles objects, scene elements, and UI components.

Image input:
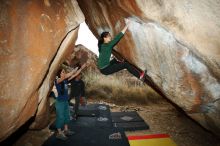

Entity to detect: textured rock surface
[67,44,98,70]
[77,0,220,135]
[0,0,84,141]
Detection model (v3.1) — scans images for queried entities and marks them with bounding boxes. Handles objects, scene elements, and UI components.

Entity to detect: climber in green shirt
[97,19,146,81]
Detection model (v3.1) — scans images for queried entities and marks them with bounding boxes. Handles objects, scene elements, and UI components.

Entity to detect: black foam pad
[113,121,149,131]
[111,111,144,123]
[43,127,129,146]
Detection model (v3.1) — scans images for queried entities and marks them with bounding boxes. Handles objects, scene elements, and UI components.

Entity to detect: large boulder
[0,0,84,141]
[77,0,220,136]
[67,44,98,71]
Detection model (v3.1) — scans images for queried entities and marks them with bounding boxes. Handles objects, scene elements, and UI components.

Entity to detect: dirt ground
[108,100,220,146]
[12,99,220,146]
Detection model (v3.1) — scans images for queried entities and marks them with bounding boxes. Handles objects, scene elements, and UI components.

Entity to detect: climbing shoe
[139,70,147,81]
[64,130,75,136]
[56,133,68,140]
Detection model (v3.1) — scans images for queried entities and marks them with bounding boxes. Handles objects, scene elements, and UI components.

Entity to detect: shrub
[83,71,163,105]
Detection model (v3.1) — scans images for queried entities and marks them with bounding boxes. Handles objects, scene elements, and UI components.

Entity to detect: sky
[75,22,99,55]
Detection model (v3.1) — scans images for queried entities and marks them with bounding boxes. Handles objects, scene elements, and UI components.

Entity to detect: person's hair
[56,69,65,95]
[98,31,110,52]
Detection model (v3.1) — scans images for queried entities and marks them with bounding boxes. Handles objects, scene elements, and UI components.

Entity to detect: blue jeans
[55,100,70,129]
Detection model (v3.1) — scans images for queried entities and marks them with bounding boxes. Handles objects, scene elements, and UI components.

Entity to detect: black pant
[74,96,80,116]
[100,59,140,78]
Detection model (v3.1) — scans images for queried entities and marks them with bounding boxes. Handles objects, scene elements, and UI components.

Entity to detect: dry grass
[83,71,163,105]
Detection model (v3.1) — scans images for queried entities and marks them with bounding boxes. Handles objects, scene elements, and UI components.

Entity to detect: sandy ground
[108,100,220,146]
[12,99,220,146]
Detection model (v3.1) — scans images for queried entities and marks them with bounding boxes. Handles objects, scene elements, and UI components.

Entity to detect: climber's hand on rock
[125,18,130,26]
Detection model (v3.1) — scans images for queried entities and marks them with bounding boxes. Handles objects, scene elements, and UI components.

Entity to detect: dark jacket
[70,79,85,97]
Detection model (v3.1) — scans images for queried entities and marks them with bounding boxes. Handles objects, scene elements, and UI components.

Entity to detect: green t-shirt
[98,32,124,69]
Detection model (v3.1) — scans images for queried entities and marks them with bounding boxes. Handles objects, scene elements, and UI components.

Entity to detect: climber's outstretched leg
[100,59,146,80]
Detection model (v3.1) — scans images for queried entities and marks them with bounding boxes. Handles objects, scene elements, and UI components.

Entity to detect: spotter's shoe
[56,133,68,140]
[64,130,75,136]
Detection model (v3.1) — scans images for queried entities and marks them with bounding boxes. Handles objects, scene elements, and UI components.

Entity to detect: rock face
[67,44,98,71]
[1,0,220,141]
[0,0,84,141]
[77,0,220,135]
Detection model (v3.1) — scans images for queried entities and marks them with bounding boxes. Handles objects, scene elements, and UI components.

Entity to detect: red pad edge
[128,134,170,140]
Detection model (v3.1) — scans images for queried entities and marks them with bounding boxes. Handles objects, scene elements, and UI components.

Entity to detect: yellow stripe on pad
[128,134,177,146]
